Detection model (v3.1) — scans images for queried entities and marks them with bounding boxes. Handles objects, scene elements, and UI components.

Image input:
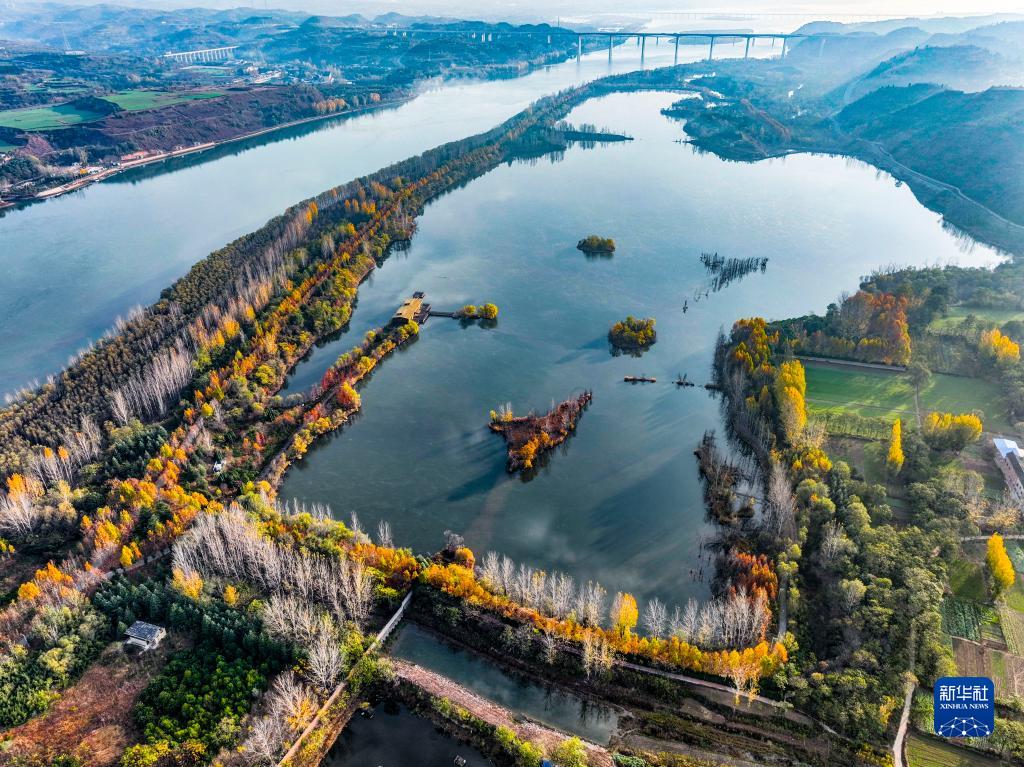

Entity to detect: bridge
[163,45,238,63]
[379,27,835,63]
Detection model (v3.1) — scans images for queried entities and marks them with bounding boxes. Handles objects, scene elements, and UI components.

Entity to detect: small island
[576,235,616,254]
[609,315,657,353]
[489,391,592,474]
[454,302,499,320]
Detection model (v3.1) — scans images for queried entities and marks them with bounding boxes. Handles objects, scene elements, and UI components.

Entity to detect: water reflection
[323,701,494,767]
[391,623,620,745]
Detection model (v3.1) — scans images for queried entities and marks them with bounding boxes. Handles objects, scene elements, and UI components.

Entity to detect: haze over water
[0,38,767,397]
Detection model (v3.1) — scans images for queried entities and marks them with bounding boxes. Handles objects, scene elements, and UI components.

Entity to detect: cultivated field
[0,102,106,130]
[804,363,1012,432]
[952,636,1024,699]
[906,733,1002,767]
[0,90,222,131]
[104,89,222,111]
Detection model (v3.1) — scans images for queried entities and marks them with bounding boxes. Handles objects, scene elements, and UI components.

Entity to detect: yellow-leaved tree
[922,411,983,452]
[775,359,807,444]
[887,419,904,474]
[611,592,639,637]
[980,328,1021,364]
[987,533,1016,597]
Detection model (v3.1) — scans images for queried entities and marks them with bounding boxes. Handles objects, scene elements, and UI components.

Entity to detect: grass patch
[949,559,988,602]
[931,307,1024,332]
[804,363,1012,432]
[906,733,1001,767]
[1004,575,1024,613]
[0,102,106,131]
[103,89,221,111]
[995,606,1024,651]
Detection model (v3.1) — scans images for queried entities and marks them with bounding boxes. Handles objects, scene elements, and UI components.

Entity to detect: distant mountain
[796,13,1024,37]
[837,45,1017,103]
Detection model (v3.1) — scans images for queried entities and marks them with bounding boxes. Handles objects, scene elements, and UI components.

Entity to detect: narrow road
[796,355,906,373]
[893,679,915,767]
[892,625,917,767]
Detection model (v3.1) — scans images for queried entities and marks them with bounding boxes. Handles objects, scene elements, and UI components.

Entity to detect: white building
[993,437,1024,502]
[124,621,166,652]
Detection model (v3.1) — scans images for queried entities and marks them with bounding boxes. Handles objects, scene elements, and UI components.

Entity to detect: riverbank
[2,97,412,209]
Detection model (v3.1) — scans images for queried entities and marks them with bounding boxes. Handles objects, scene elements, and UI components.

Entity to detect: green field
[1004,574,1024,613]
[103,89,222,111]
[931,306,1024,332]
[805,363,1012,432]
[0,102,106,130]
[0,90,222,131]
[950,559,989,602]
[906,733,1001,767]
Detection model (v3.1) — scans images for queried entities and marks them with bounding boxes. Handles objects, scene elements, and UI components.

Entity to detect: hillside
[837,85,1024,225]
[837,45,1016,103]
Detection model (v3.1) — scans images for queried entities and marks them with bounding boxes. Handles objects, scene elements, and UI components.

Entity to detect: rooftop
[994,437,1020,458]
[126,621,165,642]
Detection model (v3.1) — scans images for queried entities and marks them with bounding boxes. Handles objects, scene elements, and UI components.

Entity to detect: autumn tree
[988,533,1016,597]
[775,359,807,444]
[610,592,638,637]
[922,411,983,452]
[887,419,904,474]
[551,736,588,767]
[981,328,1021,364]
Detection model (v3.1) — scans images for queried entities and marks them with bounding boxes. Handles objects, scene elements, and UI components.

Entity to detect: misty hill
[835,85,1024,224]
[837,45,1018,103]
[797,13,1024,37]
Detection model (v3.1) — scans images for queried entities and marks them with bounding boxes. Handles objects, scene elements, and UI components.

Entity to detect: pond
[391,623,620,745]
[322,701,494,767]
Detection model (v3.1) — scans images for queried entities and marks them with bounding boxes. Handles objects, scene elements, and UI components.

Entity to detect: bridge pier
[708,36,715,61]
[577,35,582,59]
[608,35,613,62]
[780,37,787,59]
[744,37,750,58]
[640,35,645,64]
[674,35,679,65]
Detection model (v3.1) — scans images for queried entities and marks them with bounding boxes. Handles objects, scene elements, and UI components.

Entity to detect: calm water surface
[0,40,769,396]
[279,90,1003,612]
[391,623,619,744]
[323,702,494,767]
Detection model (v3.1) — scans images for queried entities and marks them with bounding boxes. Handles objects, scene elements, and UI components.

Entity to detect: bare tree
[376,520,393,549]
[305,631,345,693]
[763,460,798,544]
[642,598,667,638]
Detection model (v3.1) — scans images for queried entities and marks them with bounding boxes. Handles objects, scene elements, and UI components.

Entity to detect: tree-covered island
[576,235,616,254]
[608,316,657,352]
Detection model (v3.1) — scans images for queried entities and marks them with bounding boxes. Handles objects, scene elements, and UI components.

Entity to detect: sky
[35,0,1024,24]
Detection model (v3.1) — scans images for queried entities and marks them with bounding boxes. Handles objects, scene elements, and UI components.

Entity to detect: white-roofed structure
[993,437,1024,502]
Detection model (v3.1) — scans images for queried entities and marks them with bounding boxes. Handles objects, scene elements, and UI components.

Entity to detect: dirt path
[797,355,907,373]
[393,659,614,767]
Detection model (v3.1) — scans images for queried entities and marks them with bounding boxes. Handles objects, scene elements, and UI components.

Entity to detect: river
[277,89,1003,613]
[0,37,769,398]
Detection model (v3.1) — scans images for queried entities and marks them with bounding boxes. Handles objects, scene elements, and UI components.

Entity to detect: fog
[22,0,1024,27]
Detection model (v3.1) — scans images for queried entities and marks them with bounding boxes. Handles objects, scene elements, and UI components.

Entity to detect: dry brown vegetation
[0,638,182,766]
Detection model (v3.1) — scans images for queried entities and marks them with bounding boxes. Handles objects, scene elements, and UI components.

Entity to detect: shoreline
[1,97,412,209]
[0,49,588,215]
